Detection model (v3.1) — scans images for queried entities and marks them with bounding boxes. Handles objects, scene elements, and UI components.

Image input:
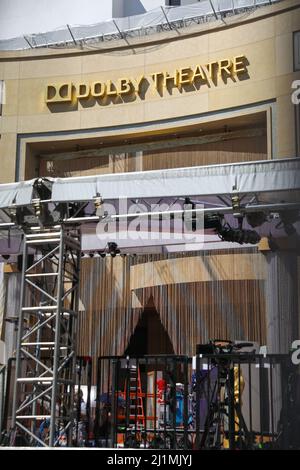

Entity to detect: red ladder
[124,363,145,428]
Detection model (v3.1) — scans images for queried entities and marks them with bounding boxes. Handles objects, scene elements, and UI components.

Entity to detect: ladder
[124,362,145,429]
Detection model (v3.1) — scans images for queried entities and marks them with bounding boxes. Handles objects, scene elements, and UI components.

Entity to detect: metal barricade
[94,355,192,449]
[1,352,299,449]
[194,353,298,449]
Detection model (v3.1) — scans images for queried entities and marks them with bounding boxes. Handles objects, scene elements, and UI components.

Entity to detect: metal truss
[11,226,81,447]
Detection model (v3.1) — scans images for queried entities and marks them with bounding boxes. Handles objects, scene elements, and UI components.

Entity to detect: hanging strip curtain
[77,256,142,359]
[134,278,266,356]
[76,248,267,379]
[265,251,299,353]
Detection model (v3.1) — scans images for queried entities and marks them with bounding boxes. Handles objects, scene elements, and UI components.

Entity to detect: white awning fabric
[0,179,35,209]
[0,158,299,256]
[50,158,300,203]
[0,158,299,210]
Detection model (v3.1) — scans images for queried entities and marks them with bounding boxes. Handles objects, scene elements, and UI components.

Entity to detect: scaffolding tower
[10,226,81,447]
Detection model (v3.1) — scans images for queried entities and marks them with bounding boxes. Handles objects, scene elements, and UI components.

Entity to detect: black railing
[194,353,295,450]
[1,353,299,449]
[94,355,192,449]
[92,353,299,450]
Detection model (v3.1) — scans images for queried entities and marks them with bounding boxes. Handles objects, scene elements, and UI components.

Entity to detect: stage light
[107,242,120,257]
[89,252,94,258]
[217,225,261,245]
[33,178,52,200]
[183,200,224,232]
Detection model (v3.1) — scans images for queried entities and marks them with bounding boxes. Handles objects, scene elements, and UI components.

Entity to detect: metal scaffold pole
[10,226,81,447]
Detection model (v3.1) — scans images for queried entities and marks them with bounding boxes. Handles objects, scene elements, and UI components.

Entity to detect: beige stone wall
[0,0,299,183]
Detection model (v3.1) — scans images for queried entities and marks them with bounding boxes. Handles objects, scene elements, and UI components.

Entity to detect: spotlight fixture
[89,252,94,258]
[205,213,261,245]
[107,242,120,257]
[183,200,225,233]
[33,177,52,200]
[217,224,261,245]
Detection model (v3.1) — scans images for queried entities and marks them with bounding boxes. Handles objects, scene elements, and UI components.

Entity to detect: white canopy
[0,158,299,256]
[51,158,300,203]
[0,158,299,210]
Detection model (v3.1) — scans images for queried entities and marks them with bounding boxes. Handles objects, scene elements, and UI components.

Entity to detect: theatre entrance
[125,302,174,356]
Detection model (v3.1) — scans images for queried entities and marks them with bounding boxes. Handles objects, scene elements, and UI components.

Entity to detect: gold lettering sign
[46,82,72,103]
[77,83,90,99]
[45,55,248,105]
